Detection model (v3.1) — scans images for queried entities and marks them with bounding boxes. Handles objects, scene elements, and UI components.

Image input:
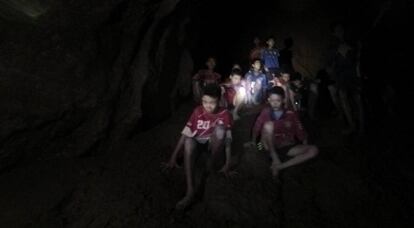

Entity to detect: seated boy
[220,68,247,120]
[277,71,298,111]
[163,84,233,209]
[249,86,318,177]
[192,57,222,103]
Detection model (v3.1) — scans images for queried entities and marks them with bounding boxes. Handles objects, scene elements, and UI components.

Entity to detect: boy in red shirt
[192,57,222,102]
[278,71,298,111]
[249,36,264,63]
[163,84,233,209]
[249,86,318,177]
[220,68,247,120]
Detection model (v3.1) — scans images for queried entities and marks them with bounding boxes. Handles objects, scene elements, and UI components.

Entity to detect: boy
[192,57,222,102]
[221,68,247,120]
[245,58,268,105]
[261,36,280,78]
[249,86,318,177]
[249,36,263,63]
[163,84,233,209]
[278,71,298,111]
[290,72,308,114]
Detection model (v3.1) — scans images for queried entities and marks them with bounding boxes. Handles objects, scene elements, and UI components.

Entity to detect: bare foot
[270,163,281,177]
[175,193,194,210]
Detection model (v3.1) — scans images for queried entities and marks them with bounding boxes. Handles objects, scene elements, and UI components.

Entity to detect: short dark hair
[252,58,262,64]
[203,84,222,100]
[268,86,285,99]
[291,72,303,81]
[279,70,290,76]
[267,36,275,41]
[231,68,243,77]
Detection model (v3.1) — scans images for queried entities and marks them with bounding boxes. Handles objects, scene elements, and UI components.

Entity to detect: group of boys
[162,37,318,210]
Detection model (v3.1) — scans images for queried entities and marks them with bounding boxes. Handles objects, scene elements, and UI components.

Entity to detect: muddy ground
[0,103,413,228]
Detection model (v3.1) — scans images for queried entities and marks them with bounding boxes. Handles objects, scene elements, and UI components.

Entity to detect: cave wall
[0,0,407,171]
[0,0,195,170]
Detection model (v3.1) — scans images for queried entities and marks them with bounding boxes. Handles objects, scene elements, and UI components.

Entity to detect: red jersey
[193,69,221,85]
[182,106,233,142]
[252,107,306,146]
[250,47,263,62]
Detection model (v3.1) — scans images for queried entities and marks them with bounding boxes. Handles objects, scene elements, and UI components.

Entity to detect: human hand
[161,159,181,172]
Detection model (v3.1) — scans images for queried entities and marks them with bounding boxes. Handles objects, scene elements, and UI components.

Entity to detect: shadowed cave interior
[0,0,413,227]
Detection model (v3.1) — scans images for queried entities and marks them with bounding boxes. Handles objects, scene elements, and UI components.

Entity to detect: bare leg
[176,137,196,209]
[209,125,226,171]
[328,84,341,114]
[261,122,282,176]
[232,93,245,120]
[352,91,365,135]
[308,82,319,120]
[339,89,355,132]
[276,145,318,170]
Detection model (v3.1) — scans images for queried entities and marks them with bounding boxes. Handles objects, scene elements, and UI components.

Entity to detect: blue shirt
[245,70,268,92]
[261,48,280,69]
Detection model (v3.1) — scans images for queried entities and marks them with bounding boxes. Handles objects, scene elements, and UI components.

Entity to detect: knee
[308,145,319,158]
[309,83,319,94]
[213,125,226,140]
[263,121,274,135]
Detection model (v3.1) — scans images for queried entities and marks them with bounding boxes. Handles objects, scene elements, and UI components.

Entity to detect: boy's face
[201,95,218,113]
[252,60,261,71]
[206,58,216,70]
[268,94,283,110]
[267,39,275,47]
[254,37,260,46]
[230,74,242,85]
[293,80,302,87]
[281,73,290,82]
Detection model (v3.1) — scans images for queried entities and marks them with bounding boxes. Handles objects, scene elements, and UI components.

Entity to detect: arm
[289,88,298,111]
[221,130,232,171]
[192,80,201,102]
[167,134,186,166]
[164,109,198,169]
[261,50,269,72]
[251,109,267,143]
[293,113,308,144]
[245,74,252,103]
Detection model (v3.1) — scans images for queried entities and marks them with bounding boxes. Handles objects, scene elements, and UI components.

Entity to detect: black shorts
[277,144,296,162]
[194,140,227,170]
[195,140,210,153]
[176,140,210,166]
